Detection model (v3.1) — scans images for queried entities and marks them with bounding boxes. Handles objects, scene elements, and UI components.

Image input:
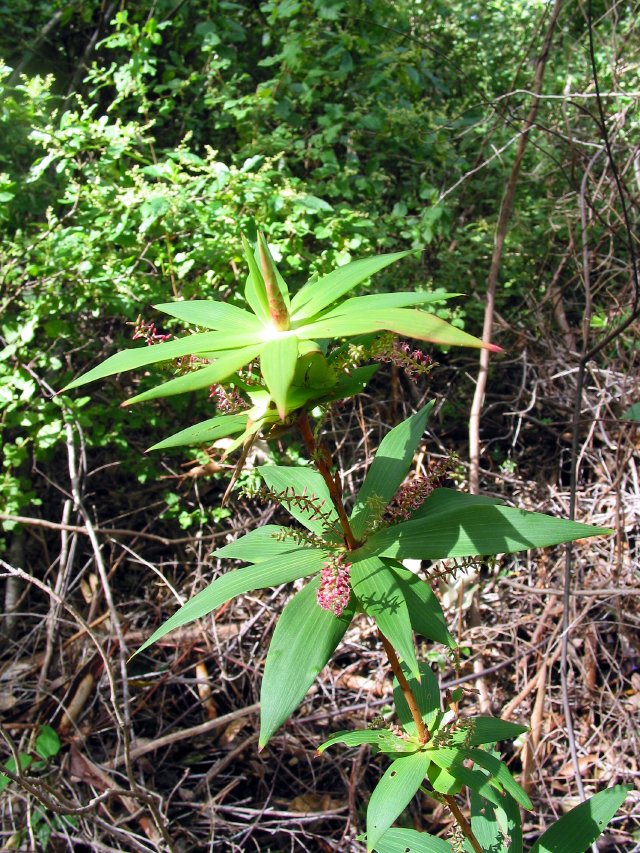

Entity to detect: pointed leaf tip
[487,342,503,353]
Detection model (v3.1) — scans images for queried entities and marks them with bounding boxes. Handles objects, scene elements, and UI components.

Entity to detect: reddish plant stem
[378,630,428,744]
[297,410,481,853]
[444,795,483,853]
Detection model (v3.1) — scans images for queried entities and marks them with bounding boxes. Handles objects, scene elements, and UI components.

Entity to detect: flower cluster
[128,315,173,346]
[317,553,351,617]
[209,384,249,414]
[373,338,435,381]
[383,455,457,523]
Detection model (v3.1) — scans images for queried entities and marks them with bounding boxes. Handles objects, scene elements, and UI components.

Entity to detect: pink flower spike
[317,554,351,617]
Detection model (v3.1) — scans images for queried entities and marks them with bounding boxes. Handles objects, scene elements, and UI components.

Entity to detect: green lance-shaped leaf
[449,716,528,748]
[386,562,456,649]
[372,827,453,853]
[148,412,248,451]
[351,401,435,538]
[409,487,503,522]
[320,364,379,402]
[393,661,441,737]
[212,525,299,563]
[470,787,523,853]
[325,289,460,317]
[295,308,501,351]
[465,748,532,809]
[258,232,290,326]
[260,336,299,419]
[134,548,327,656]
[366,751,431,852]
[351,557,419,680]
[290,250,412,320]
[318,728,420,757]
[242,233,270,322]
[258,465,339,535]
[428,748,501,807]
[153,300,263,333]
[123,344,263,406]
[62,330,258,391]
[369,495,612,561]
[529,785,632,853]
[259,577,354,748]
[426,762,463,796]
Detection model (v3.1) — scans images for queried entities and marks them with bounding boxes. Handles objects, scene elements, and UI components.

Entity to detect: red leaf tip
[486,342,504,353]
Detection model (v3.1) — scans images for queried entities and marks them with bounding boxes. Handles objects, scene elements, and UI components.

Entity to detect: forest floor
[1,350,638,852]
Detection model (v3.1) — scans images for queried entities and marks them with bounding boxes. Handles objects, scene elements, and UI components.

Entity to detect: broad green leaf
[296,308,498,351]
[258,465,339,535]
[351,401,435,538]
[260,578,353,747]
[465,748,532,809]
[409,487,504,522]
[135,548,327,655]
[153,300,263,332]
[366,751,431,852]
[530,785,632,853]
[373,828,453,853]
[428,748,501,806]
[212,525,298,563]
[148,413,248,451]
[35,726,61,760]
[318,729,419,756]
[370,500,612,561]
[469,788,523,853]
[62,330,258,391]
[449,716,528,748]
[386,563,456,649]
[351,558,419,679]
[291,250,412,320]
[260,335,299,419]
[393,661,441,736]
[123,345,262,405]
[427,762,463,795]
[242,234,270,322]
[323,290,459,318]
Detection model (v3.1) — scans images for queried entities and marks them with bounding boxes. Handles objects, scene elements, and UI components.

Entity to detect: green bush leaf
[318,728,419,756]
[351,557,419,679]
[372,827,453,853]
[370,498,612,561]
[469,787,523,853]
[212,525,298,562]
[450,716,528,748]
[123,344,262,405]
[260,336,299,419]
[296,308,495,350]
[351,401,434,538]
[63,330,258,391]
[291,250,412,320]
[148,412,248,451]
[393,661,441,736]
[366,751,431,851]
[258,465,338,534]
[386,562,455,649]
[260,578,354,748]
[35,725,61,761]
[529,785,632,853]
[134,548,327,656]
[154,300,263,332]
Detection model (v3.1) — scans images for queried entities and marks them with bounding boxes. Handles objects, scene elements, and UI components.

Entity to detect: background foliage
[0,1,637,850]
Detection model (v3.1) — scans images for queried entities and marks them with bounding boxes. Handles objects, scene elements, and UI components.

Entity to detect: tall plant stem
[296,410,481,853]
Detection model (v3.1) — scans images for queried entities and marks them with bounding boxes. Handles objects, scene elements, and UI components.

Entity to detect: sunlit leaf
[529,785,632,853]
[393,661,441,736]
[134,548,327,656]
[449,716,528,748]
[148,412,248,451]
[469,787,523,853]
[123,345,262,405]
[428,748,501,806]
[260,577,354,747]
[242,233,270,321]
[351,401,434,538]
[465,748,532,809]
[318,728,419,756]
[258,465,339,534]
[291,250,412,319]
[321,289,460,317]
[351,557,419,679]
[366,751,431,851]
[372,827,453,853]
[153,300,263,332]
[260,335,299,419]
[386,562,455,649]
[212,525,298,562]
